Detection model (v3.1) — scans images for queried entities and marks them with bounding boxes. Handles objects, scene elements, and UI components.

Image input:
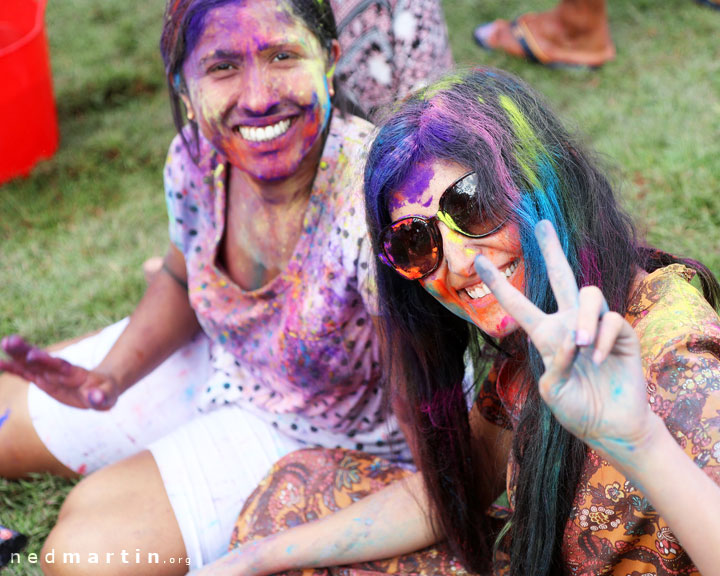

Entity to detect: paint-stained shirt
[479,264,720,575]
[163,113,409,461]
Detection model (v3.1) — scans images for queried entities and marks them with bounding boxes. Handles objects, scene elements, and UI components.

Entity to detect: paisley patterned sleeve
[562,265,720,575]
[631,266,720,483]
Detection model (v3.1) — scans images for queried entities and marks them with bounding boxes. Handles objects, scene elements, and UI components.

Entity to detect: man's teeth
[465,260,519,300]
[237,119,291,142]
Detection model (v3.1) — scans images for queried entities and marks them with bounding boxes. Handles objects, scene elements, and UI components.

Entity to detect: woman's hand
[0,335,119,410]
[474,220,653,463]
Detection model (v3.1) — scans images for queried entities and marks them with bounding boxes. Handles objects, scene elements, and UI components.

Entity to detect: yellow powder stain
[418,73,464,101]
[498,94,546,189]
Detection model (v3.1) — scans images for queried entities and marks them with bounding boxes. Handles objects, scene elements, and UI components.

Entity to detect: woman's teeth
[466,283,492,299]
[237,119,291,142]
[465,260,519,300]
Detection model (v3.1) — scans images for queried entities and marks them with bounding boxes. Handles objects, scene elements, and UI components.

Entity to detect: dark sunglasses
[378,171,507,280]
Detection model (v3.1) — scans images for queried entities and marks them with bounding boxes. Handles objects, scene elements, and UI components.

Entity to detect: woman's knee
[0,373,73,478]
[43,452,187,575]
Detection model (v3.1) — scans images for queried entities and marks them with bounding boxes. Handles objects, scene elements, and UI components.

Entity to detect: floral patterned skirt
[230,447,473,576]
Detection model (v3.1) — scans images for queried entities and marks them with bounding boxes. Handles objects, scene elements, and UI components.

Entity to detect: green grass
[0,0,718,573]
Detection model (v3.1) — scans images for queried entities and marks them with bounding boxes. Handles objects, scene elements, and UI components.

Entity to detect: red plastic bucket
[0,0,58,185]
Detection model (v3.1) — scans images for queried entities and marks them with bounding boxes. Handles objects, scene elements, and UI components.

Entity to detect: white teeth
[504,260,519,278]
[466,283,491,299]
[465,260,519,300]
[238,119,291,142]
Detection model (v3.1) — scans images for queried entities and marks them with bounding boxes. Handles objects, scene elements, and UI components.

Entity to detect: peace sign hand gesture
[474,220,653,463]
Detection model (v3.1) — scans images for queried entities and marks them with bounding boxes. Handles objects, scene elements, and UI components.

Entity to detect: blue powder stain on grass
[0,409,10,430]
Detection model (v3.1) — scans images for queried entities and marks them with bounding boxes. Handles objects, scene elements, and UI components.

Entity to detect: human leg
[40,404,304,574]
[41,450,188,576]
[149,406,303,567]
[0,371,76,478]
[17,319,210,477]
[474,0,615,68]
[0,327,114,478]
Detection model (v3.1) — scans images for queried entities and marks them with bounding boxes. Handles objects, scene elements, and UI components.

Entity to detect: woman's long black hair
[364,68,720,575]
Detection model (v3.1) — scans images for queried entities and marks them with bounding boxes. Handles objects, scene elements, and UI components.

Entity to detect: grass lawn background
[1,0,718,573]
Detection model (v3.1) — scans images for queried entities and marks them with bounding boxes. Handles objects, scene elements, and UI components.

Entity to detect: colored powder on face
[388,163,435,213]
[497,315,513,333]
[0,409,9,430]
[422,280,472,323]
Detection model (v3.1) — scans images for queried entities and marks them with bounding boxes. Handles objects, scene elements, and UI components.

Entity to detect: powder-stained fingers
[575,286,609,347]
[538,330,577,405]
[534,220,579,312]
[0,359,44,386]
[0,334,33,361]
[591,311,629,365]
[25,348,74,375]
[474,253,545,334]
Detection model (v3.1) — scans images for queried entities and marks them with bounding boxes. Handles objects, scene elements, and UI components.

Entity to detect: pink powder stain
[496,315,513,332]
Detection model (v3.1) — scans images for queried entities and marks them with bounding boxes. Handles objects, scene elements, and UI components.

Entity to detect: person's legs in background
[473,0,615,68]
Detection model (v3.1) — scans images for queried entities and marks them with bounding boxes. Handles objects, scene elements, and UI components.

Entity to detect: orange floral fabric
[481,264,720,575]
[230,448,471,576]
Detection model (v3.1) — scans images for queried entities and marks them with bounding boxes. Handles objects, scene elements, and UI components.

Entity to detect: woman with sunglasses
[191,68,720,576]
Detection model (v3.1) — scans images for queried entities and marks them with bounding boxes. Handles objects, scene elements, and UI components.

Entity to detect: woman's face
[388,159,526,339]
[181,0,338,181]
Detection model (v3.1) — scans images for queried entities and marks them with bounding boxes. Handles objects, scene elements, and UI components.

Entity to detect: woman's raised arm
[474,220,720,576]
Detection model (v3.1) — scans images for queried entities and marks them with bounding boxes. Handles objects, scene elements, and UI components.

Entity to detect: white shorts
[28,320,305,568]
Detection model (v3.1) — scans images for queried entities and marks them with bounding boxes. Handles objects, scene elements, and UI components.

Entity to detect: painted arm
[474,220,720,576]
[190,471,437,576]
[0,243,201,409]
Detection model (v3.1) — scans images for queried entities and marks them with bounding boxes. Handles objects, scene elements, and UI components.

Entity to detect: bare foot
[474,10,615,68]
